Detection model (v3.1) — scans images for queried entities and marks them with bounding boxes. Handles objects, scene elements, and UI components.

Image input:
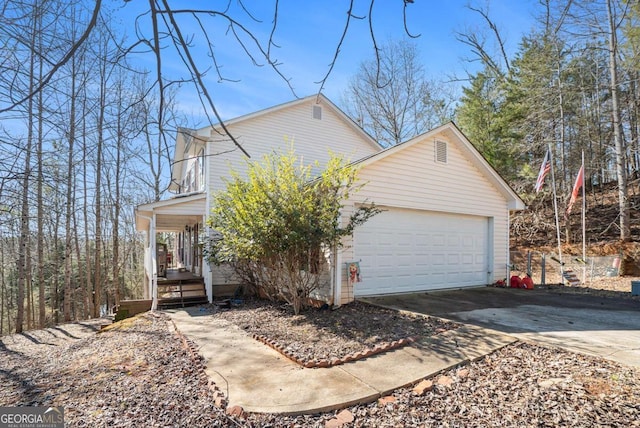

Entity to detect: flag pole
[549,144,564,279]
[581,150,586,284]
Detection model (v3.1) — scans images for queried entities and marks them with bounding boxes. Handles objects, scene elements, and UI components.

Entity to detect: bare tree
[63,21,83,322]
[0,0,427,329]
[342,39,455,147]
[606,0,631,241]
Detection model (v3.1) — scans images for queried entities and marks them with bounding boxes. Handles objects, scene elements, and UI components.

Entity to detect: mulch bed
[1,296,639,427]
[0,313,234,427]
[212,299,458,367]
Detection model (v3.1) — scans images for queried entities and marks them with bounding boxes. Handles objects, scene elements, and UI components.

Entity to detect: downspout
[333,211,343,308]
[333,244,342,308]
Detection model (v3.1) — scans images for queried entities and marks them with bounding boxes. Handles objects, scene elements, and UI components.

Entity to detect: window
[435,140,447,163]
[184,170,193,192]
[197,148,205,191]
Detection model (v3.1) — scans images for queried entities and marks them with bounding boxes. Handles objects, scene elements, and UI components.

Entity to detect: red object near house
[521,275,534,289]
[510,275,522,288]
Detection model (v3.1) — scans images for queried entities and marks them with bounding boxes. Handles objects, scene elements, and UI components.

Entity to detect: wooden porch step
[157,277,203,286]
[158,283,205,292]
[157,277,208,309]
[158,295,209,309]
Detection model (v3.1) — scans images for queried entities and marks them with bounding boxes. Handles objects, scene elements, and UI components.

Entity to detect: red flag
[535,149,551,193]
[566,165,584,215]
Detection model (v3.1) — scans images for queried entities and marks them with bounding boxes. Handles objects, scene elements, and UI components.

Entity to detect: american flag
[534,148,551,193]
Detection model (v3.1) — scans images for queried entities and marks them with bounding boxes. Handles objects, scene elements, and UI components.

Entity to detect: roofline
[135,192,207,232]
[206,94,382,151]
[136,191,206,212]
[352,121,525,211]
[169,95,383,190]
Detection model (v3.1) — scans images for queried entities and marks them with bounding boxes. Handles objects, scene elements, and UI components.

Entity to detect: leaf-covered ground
[1,308,639,427]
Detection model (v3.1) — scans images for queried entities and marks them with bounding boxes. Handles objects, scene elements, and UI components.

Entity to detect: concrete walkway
[167,307,515,415]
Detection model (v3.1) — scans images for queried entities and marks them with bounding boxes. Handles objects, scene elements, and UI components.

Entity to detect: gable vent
[312,105,322,120]
[435,140,447,163]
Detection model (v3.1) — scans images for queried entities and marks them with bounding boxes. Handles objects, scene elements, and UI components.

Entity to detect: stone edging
[252,333,416,368]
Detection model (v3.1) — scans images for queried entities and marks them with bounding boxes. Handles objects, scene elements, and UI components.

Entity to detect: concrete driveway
[362,287,640,367]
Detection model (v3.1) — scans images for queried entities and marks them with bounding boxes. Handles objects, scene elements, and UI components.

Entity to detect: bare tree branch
[0,0,102,114]
[403,0,420,38]
[315,0,362,97]
[467,4,511,74]
[158,0,250,157]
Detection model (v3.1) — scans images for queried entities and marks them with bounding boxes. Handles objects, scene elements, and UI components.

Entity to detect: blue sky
[119,1,538,126]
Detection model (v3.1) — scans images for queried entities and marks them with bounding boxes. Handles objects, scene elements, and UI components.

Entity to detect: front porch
[135,192,214,309]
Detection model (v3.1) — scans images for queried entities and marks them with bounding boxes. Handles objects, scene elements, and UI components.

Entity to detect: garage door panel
[461,253,474,263]
[432,254,445,265]
[432,234,446,246]
[353,208,488,296]
[462,236,474,247]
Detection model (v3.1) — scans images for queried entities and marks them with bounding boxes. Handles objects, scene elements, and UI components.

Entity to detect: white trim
[137,192,206,211]
[150,213,158,311]
[487,217,495,284]
[203,214,214,303]
[204,142,214,303]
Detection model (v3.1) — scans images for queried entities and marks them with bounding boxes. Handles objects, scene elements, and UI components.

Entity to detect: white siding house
[338,123,524,304]
[135,94,381,307]
[135,95,525,308]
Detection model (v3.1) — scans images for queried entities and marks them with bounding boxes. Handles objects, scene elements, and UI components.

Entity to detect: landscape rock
[378,395,397,406]
[325,418,343,428]
[413,379,434,395]
[457,368,470,379]
[226,405,245,418]
[336,409,354,423]
[1,297,639,427]
[437,375,454,387]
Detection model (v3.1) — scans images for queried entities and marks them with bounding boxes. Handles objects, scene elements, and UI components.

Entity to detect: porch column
[143,225,150,300]
[203,215,213,303]
[151,213,158,311]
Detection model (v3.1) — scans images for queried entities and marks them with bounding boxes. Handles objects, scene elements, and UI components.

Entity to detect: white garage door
[353,208,489,296]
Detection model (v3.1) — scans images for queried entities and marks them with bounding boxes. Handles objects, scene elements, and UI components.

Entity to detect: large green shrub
[206,149,379,314]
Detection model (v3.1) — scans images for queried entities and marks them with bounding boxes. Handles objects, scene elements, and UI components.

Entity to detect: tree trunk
[16,4,39,334]
[93,54,107,318]
[607,0,631,241]
[82,93,93,319]
[36,20,46,328]
[113,103,123,308]
[63,52,78,322]
[1,239,5,335]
